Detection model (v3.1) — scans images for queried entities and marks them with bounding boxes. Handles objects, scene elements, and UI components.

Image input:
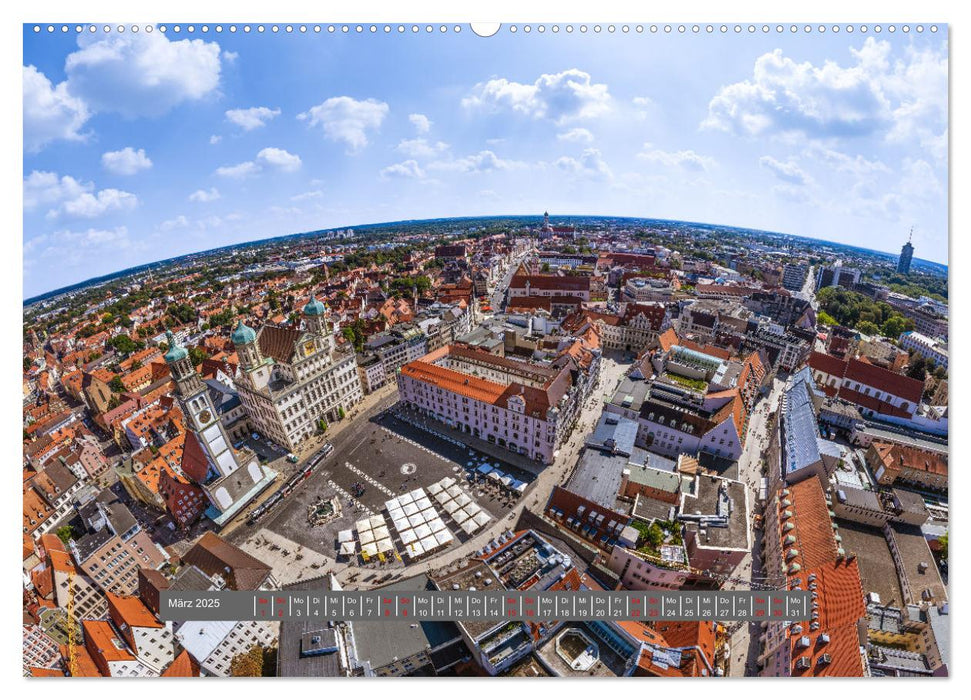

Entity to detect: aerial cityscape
[22,23,947,679]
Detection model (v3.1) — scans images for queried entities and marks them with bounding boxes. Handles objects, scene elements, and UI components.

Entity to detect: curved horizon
[23,212,946,306]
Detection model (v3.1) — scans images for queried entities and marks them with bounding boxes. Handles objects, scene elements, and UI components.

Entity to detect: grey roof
[926,604,950,671]
[781,377,823,477]
[168,565,218,592]
[632,494,676,523]
[608,377,651,413]
[836,486,883,511]
[349,574,462,672]
[565,449,627,511]
[278,575,343,678]
[679,475,750,551]
[204,378,241,415]
[585,413,638,457]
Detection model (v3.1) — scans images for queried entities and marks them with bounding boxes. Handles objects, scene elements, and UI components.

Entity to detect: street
[726,375,785,676]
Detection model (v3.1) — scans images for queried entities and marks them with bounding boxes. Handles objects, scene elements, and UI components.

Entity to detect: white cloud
[223,51,239,63]
[256,147,302,172]
[209,135,222,145]
[24,171,90,211]
[554,148,613,180]
[225,106,281,131]
[409,113,432,133]
[215,161,260,178]
[462,69,611,123]
[159,215,190,231]
[189,187,220,203]
[804,145,890,177]
[64,31,224,118]
[557,128,594,143]
[427,150,525,174]
[395,138,450,159]
[55,189,138,219]
[23,65,90,151]
[759,155,813,186]
[702,37,947,148]
[638,145,716,172]
[380,160,425,179]
[101,147,153,175]
[632,96,654,118]
[291,190,324,202]
[298,96,389,151]
[215,148,301,178]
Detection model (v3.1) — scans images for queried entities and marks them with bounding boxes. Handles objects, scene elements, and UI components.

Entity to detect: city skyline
[23,26,948,298]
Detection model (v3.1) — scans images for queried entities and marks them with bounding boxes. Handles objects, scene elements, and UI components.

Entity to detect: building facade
[232,297,364,450]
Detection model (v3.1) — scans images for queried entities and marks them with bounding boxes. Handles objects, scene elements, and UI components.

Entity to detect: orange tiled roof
[161,649,201,677]
[401,361,507,405]
[83,619,134,664]
[107,591,163,630]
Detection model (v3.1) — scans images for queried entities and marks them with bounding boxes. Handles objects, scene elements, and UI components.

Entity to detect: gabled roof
[257,324,304,364]
[179,431,210,484]
[161,649,201,677]
[183,532,272,590]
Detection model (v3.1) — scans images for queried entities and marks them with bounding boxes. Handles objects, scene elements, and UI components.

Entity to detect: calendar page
[20,13,949,682]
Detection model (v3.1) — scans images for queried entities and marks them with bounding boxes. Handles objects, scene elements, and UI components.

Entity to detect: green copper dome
[303,295,326,316]
[163,330,188,363]
[231,320,258,345]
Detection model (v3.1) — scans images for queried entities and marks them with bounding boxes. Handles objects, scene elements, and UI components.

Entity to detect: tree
[857,320,880,336]
[337,406,346,420]
[55,525,78,544]
[229,644,276,677]
[23,357,33,372]
[906,357,928,382]
[541,262,551,273]
[108,375,126,393]
[816,310,837,327]
[189,347,209,367]
[881,314,911,339]
[109,334,138,355]
[938,533,948,561]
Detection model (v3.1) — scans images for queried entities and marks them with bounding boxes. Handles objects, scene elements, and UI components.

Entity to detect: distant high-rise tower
[543,211,550,228]
[897,229,915,275]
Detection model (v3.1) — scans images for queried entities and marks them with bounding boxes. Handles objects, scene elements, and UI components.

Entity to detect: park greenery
[816,287,914,338]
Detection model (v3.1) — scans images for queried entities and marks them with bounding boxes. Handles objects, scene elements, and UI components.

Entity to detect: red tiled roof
[162,649,201,677]
[845,358,923,404]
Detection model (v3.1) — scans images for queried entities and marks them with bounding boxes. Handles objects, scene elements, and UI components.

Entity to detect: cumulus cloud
[64,31,224,118]
[409,113,432,133]
[638,145,716,172]
[702,37,947,147]
[25,170,137,219]
[225,106,281,131]
[24,171,90,211]
[209,135,222,145]
[23,65,90,151]
[759,155,813,186]
[256,147,302,172]
[215,148,301,178]
[189,187,220,203]
[101,147,153,175]
[215,161,260,178]
[380,160,425,179]
[159,215,190,231]
[462,69,611,123]
[557,128,594,143]
[395,138,450,159]
[554,148,613,180]
[427,150,525,174]
[298,96,389,151]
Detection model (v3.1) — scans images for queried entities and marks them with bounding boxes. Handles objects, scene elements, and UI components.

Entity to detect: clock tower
[163,330,241,479]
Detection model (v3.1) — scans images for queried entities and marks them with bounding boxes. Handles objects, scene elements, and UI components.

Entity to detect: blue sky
[23,26,948,298]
